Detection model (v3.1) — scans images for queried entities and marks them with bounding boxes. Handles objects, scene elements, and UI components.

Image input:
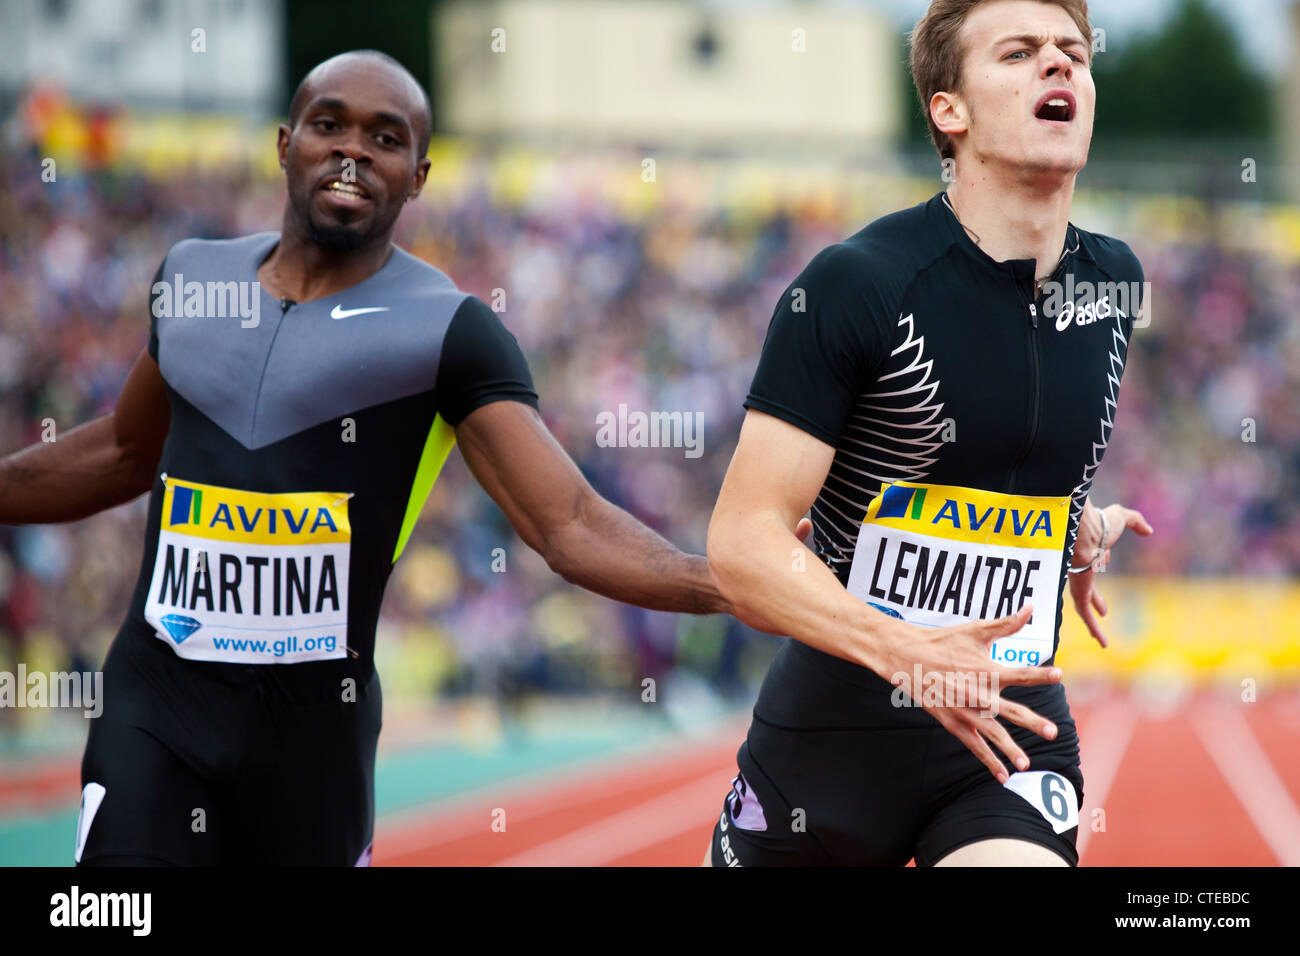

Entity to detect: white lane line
[1191,702,1300,867]
[1074,692,1138,861]
[494,768,731,867]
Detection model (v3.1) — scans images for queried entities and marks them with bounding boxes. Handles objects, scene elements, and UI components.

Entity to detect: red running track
[374,690,1300,866]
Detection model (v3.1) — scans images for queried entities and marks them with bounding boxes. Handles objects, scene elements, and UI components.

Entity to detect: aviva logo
[168,484,204,527]
[866,482,1069,550]
[877,485,930,521]
[161,477,350,545]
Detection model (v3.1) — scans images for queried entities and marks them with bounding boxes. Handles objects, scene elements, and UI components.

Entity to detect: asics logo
[1052,294,1119,332]
[330,305,390,320]
[1041,277,1144,332]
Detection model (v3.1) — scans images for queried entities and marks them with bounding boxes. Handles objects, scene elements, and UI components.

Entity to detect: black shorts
[77,626,382,866]
[711,640,1083,867]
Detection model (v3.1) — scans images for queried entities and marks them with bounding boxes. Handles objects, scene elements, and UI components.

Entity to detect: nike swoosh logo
[330,305,391,320]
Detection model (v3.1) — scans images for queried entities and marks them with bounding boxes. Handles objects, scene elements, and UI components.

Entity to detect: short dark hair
[909,0,1092,159]
[288,49,433,156]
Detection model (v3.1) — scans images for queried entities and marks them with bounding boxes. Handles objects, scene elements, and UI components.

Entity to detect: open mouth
[318,177,372,202]
[1034,90,1076,123]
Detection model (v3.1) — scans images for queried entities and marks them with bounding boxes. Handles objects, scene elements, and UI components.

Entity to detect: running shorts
[77,626,382,866]
[710,639,1083,867]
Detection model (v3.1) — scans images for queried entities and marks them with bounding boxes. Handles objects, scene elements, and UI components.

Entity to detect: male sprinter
[706,0,1153,867]
[0,51,783,866]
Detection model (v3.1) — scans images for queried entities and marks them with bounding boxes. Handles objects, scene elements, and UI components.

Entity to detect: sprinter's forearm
[707,510,899,674]
[543,490,726,615]
[0,416,155,524]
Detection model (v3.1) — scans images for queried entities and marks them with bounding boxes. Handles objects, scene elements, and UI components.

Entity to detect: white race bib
[845,482,1070,667]
[144,476,351,664]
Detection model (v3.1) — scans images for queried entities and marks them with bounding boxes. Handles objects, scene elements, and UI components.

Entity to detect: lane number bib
[1004,770,1080,834]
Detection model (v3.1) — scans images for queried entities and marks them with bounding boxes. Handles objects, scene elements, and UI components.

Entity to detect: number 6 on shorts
[1003,770,1079,834]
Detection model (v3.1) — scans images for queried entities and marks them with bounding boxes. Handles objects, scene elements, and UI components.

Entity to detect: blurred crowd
[0,139,1297,705]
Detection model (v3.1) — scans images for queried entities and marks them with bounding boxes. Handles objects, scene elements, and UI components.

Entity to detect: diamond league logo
[159,614,202,644]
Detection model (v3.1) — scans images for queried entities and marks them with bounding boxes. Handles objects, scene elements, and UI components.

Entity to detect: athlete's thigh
[235,672,383,866]
[933,838,1070,866]
[79,705,223,866]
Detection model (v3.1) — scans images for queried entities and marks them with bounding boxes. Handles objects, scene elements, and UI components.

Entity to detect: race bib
[845,482,1070,666]
[144,476,351,664]
[1004,770,1079,834]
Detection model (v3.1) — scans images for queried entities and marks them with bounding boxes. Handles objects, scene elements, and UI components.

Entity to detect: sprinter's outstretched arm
[0,348,169,524]
[455,398,805,632]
